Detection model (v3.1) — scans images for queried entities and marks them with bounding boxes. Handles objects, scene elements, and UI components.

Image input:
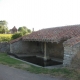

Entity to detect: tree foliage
[18,26,31,35]
[0,20,8,33]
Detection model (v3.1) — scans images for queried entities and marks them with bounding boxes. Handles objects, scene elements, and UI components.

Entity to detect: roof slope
[10,35,26,43]
[63,36,80,46]
[23,25,80,43]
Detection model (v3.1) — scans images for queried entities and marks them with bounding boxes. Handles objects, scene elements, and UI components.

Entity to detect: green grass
[0,53,80,80]
[0,53,23,65]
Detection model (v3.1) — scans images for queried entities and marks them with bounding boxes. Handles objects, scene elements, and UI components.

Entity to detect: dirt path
[0,64,67,80]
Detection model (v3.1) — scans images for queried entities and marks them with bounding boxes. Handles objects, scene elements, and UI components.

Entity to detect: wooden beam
[44,42,47,61]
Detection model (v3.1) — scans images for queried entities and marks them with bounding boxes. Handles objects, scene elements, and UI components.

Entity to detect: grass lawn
[0,53,80,80]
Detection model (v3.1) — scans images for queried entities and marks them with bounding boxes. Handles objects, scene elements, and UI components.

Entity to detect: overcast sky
[0,0,80,31]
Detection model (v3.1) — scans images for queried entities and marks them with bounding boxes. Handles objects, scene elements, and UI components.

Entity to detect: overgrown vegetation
[0,53,80,80]
[0,34,12,42]
[11,32,23,39]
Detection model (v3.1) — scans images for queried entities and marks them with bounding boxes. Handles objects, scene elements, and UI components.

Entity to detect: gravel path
[0,64,67,80]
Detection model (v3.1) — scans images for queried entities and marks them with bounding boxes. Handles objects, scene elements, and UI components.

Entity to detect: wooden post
[44,42,47,61]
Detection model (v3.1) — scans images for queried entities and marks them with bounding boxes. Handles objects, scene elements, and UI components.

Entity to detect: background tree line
[0,20,8,33]
[12,26,31,39]
[0,20,32,41]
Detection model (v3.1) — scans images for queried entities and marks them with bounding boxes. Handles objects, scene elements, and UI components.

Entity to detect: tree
[0,20,8,34]
[18,26,31,35]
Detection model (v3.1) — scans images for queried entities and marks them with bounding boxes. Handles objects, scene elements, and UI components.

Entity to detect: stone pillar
[63,46,77,67]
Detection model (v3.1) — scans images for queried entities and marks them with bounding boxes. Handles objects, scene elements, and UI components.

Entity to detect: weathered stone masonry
[0,42,10,53]
[10,40,43,56]
[63,43,80,68]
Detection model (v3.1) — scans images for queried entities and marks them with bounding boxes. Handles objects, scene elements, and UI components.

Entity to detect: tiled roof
[9,37,22,43]
[63,36,80,46]
[23,25,80,43]
[10,35,28,43]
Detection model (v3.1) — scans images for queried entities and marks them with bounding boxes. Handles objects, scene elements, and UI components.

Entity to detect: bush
[0,36,11,42]
[0,34,12,42]
[11,32,23,40]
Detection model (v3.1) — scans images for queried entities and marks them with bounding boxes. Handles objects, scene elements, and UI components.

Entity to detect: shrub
[0,37,11,42]
[11,32,23,40]
[0,34,12,42]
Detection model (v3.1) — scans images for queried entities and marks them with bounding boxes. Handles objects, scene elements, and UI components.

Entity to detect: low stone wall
[0,42,10,53]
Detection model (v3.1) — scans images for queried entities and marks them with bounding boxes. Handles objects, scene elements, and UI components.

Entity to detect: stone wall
[10,40,64,60]
[70,43,80,68]
[0,42,10,53]
[10,40,44,56]
[63,43,80,67]
[47,42,64,59]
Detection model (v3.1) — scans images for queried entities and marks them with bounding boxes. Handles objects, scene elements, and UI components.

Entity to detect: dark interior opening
[8,53,62,67]
[20,56,62,67]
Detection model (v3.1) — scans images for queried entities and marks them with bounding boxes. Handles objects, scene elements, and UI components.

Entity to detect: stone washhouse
[10,25,80,68]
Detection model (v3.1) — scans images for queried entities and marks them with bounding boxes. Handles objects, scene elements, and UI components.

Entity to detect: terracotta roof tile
[9,37,22,43]
[63,36,80,46]
[10,35,27,44]
[10,24,80,43]
[23,24,80,43]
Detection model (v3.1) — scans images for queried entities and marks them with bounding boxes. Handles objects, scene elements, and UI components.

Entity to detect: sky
[0,0,80,31]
